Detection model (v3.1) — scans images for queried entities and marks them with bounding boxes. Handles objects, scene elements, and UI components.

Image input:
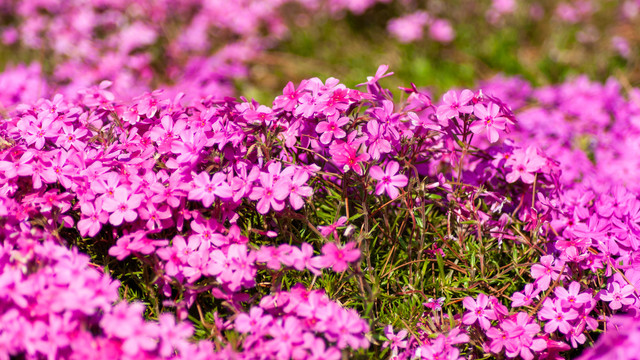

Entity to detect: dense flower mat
[2,61,640,359]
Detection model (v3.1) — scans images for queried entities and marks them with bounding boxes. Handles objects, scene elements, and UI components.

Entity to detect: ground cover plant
[2,1,640,359]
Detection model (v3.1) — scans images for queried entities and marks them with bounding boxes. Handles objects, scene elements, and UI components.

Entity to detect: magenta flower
[369,161,408,199]
[382,325,408,351]
[78,201,109,237]
[470,103,507,143]
[436,89,474,121]
[318,216,348,239]
[505,146,546,184]
[538,298,579,334]
[429,18,455,43]
[387,11,429,43]
[462,293,496,330]
[266,317,304,359]
[511,283,541,307]
[273,81,302,111]
[101,186,144,226]
[330,140,370,175]
[530,255,563,291]
[599,282,636,310]
[555,281,592,308]
[188,171,232,207]
[249,171,285,214]
[312,242,360,272]
[235,307,272,333]
[274,167,313,210]
[357,64,394,87]
[316,115,349,144]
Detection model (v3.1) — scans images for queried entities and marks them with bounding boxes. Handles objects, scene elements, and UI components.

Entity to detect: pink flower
[330,135,370,175]
[188,171,232,207]
[505,146,546,184]
[274,81,302,112]
[470,103,507,143]
[249,171,285,214]
[511,283,541,307]
[316,115,349,144]
[78,200,109,237]
[312,242,360,272]
[538,298,579,334]
[530,255,564,291]
[462,293,496,330]
[318,216,348,239]
[357,64,394,87]
[436,89,474,121]
[102,186,144,226]
[555,281,592,308]
[369,161,408,199]
[274,167,313,210]
[428,19,455,43]
[387,11,429,43]
[235,307,272,333]
[599,282,636,310]
[382,325,408,351]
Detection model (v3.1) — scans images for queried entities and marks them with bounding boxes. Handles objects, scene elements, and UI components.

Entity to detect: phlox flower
[316,115,349,144]
[369,161,408,199]
[249,171,285,214]
[330,135,370,176]
[274,167,313,210]
[273,81,302,111]
[505,146,546,184]
[235,307,272,333]
[101,186,144,226]
[470,103,507,143]
[436,89,474,121]
[554,281,592,308]
[266,317,304,359]
[538,298,579,334]
[511,283,541,307]
[312,242,360,272]
[387,11,429,43]
[599,282,636,310]
[188,171,232,207]
[462,293,496,330]
[357,64,394,87]
[78,200,109,237]
[318,216,347,239]
[428,19,455,43]
[382,325,408,351]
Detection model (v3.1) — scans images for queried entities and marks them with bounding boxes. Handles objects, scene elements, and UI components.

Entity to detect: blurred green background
[240,0,640,103]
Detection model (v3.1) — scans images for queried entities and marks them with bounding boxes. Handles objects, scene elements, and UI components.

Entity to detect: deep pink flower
[555,282,592,308]
[249,171,285,214]
[436,89,474,121]
[357,64,394,87]
[330,136,370,176]
[78,200,109,237]
[235,307,272,333]
[188,171,232,207]
[462,293,496,330]
[511,283,541,307]
[599,282,636,310]
[369,161,408,199]
[274,167,313,210]
[538,298,579,334]
[316,115,349,144]
[505,146,546,184]
[471,103,507,143]
[318,216,348,239]
[312,242,360,272]
[530,255,563,291]
[101,186,144,226]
